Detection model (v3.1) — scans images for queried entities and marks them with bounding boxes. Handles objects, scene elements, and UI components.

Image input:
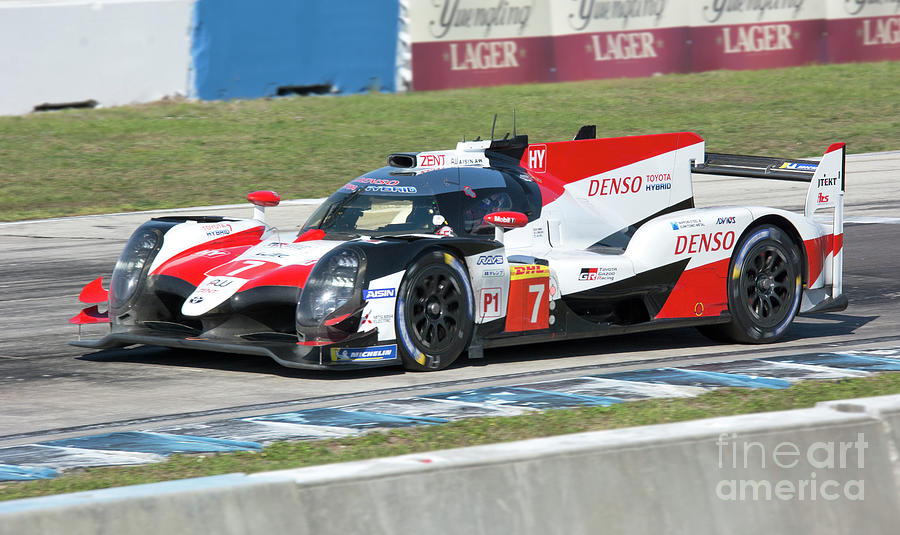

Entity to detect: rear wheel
[396,251,474,371]
[700,225,802,343]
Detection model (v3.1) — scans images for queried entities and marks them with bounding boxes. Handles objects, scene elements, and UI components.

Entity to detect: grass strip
[1,61,898,221]
[2,372,898,502]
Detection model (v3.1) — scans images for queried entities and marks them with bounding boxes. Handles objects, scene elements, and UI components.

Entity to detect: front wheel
[701,225,802,344]
[395,251,474,371]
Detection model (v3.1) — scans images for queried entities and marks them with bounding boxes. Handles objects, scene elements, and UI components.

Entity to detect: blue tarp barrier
[192,0,400,100]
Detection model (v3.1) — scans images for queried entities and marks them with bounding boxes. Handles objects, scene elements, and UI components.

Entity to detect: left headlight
[296,248,362,326]
[110,226,161,310]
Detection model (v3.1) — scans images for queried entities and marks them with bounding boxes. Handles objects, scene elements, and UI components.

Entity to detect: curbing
[2,395,900,534]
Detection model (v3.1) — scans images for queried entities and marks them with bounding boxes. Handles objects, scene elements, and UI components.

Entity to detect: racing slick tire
[700,225,802,344]
[395,250,474,371]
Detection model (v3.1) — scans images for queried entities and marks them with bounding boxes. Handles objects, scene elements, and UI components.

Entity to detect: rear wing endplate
[691,143,846,301]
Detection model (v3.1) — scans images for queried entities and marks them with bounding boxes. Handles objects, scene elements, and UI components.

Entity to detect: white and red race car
[71,126,846,371]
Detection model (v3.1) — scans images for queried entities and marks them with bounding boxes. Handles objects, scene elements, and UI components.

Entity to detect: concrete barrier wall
[0,0,194,116]
[2,394,899,535]
[0,0,402,115]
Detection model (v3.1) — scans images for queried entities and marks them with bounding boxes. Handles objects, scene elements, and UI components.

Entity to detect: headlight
[110,226,161,310]
[297,249,361,325]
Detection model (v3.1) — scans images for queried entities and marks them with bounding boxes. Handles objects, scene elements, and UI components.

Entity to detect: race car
[70,126,847,371]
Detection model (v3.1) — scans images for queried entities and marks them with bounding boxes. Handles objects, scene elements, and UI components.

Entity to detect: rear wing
[691,143,846,302]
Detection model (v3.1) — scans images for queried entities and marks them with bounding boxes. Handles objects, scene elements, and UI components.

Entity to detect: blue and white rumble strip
[1,347,899,481]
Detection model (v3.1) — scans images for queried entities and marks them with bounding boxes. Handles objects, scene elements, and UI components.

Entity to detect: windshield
[303,191,445,237]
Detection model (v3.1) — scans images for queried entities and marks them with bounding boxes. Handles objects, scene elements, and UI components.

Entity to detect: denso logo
[716,216,736,225]
[364,288,396,300]
[588,176,642,196]
[476,255,504,265]
[675,231,736,255]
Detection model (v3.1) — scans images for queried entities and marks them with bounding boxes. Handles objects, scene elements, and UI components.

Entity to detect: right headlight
[296,248,362,326]
[110,226,161,310]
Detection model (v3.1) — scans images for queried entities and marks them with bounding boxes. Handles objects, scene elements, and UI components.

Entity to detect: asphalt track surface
[0,151,898,448]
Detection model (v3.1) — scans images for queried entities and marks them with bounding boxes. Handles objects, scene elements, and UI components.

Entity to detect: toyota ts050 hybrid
[71,126,847,371]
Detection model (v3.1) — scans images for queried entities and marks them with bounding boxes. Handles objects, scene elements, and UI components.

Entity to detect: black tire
[700,225,802,344]
[395,250,474,371]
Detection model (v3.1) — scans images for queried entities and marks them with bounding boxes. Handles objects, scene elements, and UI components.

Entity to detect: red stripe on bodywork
[833,233,843,256]
[519,132,703,206]
[804,234,831,286]
[655,257,730,319]
[238,264,314,291]
[151,227,265,286]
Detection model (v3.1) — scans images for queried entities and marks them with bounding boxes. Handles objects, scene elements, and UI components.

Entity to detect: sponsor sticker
[366,185,418,193]
[675,231,736,255]
[201,223,232,237]
[780,162,818,172]
[578,267,617,282]
[476,255,504,265]
[670,218,703,230]
[356,177,400,186]
[364,288,396,300]
[481,269,505,277]
[330,344,398,362]
[716,216,736,225]
[510,264,549,280]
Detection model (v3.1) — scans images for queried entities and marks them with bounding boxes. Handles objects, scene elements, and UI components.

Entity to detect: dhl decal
[510,264,550,280]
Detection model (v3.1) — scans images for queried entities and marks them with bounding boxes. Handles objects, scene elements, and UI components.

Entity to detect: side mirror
[482,211,528,244]
[247,190,280,222]
[483,211,528,229]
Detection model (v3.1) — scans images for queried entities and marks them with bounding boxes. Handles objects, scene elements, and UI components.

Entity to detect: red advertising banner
[409,0,555,90]
[412,36,555,90]
[408,0,900,91]
[689,19,826,72]
[550,0,689,81]
[687,0,826,71]
[826,0,900,63]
